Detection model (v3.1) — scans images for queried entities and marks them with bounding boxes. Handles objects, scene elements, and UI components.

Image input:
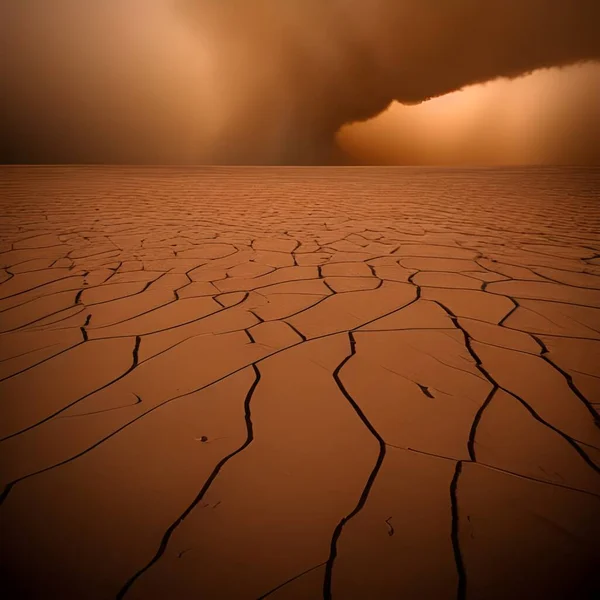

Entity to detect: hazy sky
[2,0,600,165]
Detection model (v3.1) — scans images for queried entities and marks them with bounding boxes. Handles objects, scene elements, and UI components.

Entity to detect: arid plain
[0,166,599,599]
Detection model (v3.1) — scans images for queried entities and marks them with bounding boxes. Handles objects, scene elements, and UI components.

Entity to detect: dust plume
[3,0,600,164]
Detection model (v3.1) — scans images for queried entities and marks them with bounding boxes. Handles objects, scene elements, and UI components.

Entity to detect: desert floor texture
[0,166,599,600]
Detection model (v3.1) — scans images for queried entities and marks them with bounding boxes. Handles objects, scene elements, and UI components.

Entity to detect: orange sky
[2,1,600,165]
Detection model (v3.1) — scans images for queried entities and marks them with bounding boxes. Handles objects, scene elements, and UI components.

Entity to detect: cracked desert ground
[0,165,599,600]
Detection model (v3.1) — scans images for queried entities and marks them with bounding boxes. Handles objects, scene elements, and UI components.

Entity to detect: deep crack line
[504,388,600,476]
[530,333,600,426]
[467,387,497,462]
[115,363,261,600]
[436,301,600,476]
[430,301,497,462]
[0,336,141,443]
[323,331,386,600]
[450,461,467,600]
[0,330,347,505]
[2,302,85,333]
[0,340,85,383]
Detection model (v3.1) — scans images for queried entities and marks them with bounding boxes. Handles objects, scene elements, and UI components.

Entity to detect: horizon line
[2,163,598,169]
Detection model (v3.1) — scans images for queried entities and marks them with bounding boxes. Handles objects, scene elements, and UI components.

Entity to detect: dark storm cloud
[178,0,600,163]
[3,0,600,164]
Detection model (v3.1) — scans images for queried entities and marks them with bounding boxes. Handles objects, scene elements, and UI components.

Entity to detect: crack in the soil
[386,443,600,498]
[433,301,600,474]
[0,336,141,442]
[323,331,387,600]
[57,393,142,419]
[115,363,261,599]
[256,561,327,599]
[450,461,467,600]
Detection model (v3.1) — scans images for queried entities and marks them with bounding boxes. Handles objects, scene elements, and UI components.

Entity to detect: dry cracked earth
[0,166,599,600]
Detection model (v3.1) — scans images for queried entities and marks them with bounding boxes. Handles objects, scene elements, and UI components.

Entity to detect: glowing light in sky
[338,63,600,165]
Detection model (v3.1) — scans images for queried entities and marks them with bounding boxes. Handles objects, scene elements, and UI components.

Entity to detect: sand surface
[0,166,599,599]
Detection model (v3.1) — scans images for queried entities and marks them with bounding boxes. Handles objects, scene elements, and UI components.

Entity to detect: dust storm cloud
[3,0,600,164]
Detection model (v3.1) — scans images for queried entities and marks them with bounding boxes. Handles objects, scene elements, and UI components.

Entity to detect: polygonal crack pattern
[0,166,599,600]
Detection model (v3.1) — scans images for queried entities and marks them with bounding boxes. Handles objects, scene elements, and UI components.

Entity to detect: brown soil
[0,166,599,599]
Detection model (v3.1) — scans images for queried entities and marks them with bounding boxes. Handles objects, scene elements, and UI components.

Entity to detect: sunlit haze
[339,64,600,165]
